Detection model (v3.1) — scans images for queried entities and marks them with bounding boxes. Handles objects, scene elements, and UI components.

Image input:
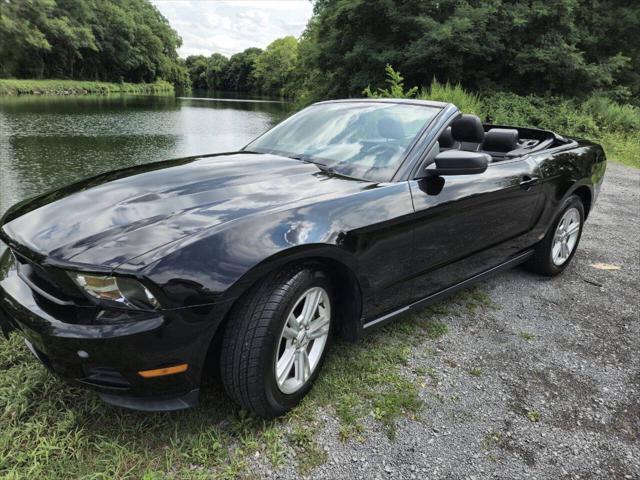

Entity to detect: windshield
[245,102,441,182]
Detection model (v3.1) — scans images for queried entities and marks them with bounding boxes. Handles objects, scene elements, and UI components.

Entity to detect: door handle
[519,176,540,189]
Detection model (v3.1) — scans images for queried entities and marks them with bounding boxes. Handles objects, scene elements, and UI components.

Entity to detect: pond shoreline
[0,79,175,96]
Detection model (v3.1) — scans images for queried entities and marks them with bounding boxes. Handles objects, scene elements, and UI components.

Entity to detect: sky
[150,0,314,58]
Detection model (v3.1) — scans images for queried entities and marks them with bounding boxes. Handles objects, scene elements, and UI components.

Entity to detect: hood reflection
[2,152,370,268]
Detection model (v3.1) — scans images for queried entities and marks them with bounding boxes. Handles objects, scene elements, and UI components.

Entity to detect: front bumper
[0,250,214,411]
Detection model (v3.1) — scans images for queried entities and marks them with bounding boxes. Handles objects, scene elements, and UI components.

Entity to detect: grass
[0,287,495,478]
[519,332,536,341]
[597,132,640,169]
[0,79,175,96]
[483,431,502,449]
[287,425,327,474]
[453,286,494,312]
[526,409,541,423]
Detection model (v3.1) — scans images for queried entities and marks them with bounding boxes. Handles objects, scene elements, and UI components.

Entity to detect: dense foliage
[185,37,301,97]
[302,0,640,101]
[0,0,189,88]
[366,66,640,168]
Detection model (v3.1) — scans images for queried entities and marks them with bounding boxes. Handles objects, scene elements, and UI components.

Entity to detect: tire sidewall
[545,196,585,275]
[262,268,334,415]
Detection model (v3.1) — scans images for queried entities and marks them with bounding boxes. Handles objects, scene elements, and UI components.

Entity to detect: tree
[252,36,299,96]
[205,53,229,90]
[185,55,209,90]
[301,0,640,99]
[0,0,188,88]
[225,47,262,91]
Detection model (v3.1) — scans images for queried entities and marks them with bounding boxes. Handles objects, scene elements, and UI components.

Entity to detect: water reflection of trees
[0,95,290,217]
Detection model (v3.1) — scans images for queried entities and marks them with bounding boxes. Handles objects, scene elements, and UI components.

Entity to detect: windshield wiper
[285,153,336,174]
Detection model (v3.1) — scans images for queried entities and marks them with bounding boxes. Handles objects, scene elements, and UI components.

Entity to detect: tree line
[186,0,639,102]
[0,0,189,89]
[299,0,639,102]
[1,0,638,102]
[184,36,300,97]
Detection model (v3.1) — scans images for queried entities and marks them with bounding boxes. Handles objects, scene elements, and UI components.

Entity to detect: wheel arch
[213,245,365,347]
[571,184,593,219]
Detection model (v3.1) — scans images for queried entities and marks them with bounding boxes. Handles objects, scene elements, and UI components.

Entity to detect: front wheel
[220,266,333,418]
[525,195,585,276]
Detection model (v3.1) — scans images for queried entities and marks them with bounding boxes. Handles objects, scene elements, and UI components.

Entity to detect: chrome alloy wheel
[274,286,331,394]
[552,207,581,266]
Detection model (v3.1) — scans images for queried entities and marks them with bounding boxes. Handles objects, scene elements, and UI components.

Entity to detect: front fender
[115,180,414,315]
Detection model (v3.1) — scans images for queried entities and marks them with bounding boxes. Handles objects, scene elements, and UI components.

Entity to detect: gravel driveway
[259,161,640,479]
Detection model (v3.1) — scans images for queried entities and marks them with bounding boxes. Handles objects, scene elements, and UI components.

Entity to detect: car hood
[1,152,368,269]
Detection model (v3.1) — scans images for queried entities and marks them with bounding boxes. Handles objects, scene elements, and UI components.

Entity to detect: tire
[220,266,333,418]
[525,195,585,276]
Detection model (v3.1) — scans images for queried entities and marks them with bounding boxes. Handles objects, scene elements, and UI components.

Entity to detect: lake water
[0,94,291,221]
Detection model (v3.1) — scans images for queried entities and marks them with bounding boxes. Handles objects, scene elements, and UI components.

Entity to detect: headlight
[68,272,160,310]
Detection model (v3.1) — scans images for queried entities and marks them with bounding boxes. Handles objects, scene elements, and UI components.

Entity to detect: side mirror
[423,150,490,176]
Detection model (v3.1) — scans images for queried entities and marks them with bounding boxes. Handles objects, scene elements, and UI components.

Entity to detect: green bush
[363,65,418,99]
[482,93,640,137]
[597,132,640,169]
[481,94,639,167]
[482,94,599,136]
[580,95,640,133]
[363,66,482,115]
[419,78,483,117]
[365,66,639,168]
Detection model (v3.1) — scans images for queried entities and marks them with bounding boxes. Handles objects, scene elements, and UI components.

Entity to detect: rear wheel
[220,266,333,418]
[525,195,584,276]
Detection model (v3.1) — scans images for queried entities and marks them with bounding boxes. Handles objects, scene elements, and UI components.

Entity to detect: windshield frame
[243,99,445,182]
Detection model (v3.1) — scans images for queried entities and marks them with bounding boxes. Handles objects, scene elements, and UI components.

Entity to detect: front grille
[12,250,86,304]
[9,248,95,324]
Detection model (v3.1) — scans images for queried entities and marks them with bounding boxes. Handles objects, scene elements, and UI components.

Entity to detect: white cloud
[150,0,314,58]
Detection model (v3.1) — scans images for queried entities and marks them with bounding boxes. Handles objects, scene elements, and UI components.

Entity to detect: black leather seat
[482,128,519,159]
[438,127,458,150]
[451,114,485,151]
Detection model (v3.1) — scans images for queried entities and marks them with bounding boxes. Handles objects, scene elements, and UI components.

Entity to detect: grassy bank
[367,66,640,169]
[0,79,175,96]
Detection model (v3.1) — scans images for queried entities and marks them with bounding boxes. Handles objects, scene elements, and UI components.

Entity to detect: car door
[407,155,544,302]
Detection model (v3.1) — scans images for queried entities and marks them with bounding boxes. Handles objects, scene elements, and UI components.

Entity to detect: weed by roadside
[519,332,536,341]
[483,431,502,449]
[526,409,541,423]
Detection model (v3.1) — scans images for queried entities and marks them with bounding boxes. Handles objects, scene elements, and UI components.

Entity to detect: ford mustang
[0,99,606,417]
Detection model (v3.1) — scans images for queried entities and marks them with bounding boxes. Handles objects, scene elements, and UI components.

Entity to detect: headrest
[483,128,519,153]
[377,116,404,140]
[438,127,455,148]
[451,114,485,143]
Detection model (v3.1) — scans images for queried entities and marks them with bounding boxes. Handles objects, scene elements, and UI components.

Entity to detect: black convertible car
[0,99,606,417]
